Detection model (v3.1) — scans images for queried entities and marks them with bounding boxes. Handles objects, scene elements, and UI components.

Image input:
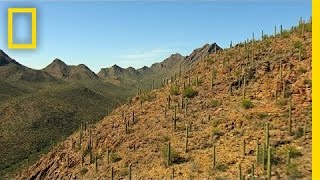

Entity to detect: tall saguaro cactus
[128,164,132,180]
[213,145,216,168]
[267,147,272,180]
[167,142,171,166]
[185,124,189,153]
[289,96,292,135]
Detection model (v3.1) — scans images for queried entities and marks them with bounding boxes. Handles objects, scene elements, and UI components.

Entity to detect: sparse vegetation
[211,99,221,108]
[276,98,288,107]
[162,144,179,164]
[241,99,254,109]
[110,152,121,163]
[303,79,312,87]
[257,112,269,119]
[297,67,307,74]
[170,85,180,95]
[183,86,198,98]
[80,168,88,175]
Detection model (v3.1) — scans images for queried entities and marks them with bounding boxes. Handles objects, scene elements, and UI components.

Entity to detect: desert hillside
[16,20,312,179]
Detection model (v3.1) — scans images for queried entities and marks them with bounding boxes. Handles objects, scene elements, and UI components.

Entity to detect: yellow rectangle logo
[8,8,37,49]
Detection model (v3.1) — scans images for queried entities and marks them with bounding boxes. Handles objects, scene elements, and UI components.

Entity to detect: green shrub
[282,30,291,38]
[211,99,221,108]
[241,99,254,109]
[212,119,220,128]
[212,127,223,136]
[276,98,287,107]
[170,85,180,95]
[287,146,302,158]
[141,92,156,102]
[80,168,88,175]
[215,163,228,172]
[293,41,302,49]
[303,79,312,87]
[287,163,302,179]
[110,152,121,163]
[162,144,179,163]
[294,127,304,139]
[257,112,268,119]
[297,67,307,74]
[192,79,203,86]
[183,87,198,98]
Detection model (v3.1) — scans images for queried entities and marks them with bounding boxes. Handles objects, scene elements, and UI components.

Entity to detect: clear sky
[0,0,311,73]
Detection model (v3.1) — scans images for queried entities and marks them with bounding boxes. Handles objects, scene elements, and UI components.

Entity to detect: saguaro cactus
[238,163,242,180]
[172,106,178,131]
[213,145,216,168]
[242,75,246,100]
[128,164,132,180]
[267,147,272,180]
[107,148,110,164]
[243,139,246,156]
[184,98,188,115]
[167,142,171,166]
[287,150,291,165]
[256,140,259,164]
[111,166,114,180]
[95,156,98,172]
[185,124,189,153]
[265,122,269,148]
[289,96,292,135]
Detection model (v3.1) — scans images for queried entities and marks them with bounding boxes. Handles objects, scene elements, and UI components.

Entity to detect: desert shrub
[119,168,129,177]
[257,112,268,119]
[303,79,312,87]
[192,79,203,86]
[241,99,254,109]
[110,152,121,163]
[276,98,287,107]
[287,146,302,158]
[287,163,302,179]
[212,119,220,128]
[183,87,198,98]
[162,144,179,163]
[141,92,156,102]
[215,163,228,172]
[282,30,291,38]
[212,127,223,136]
[80,168,88,175]
[170,85,180,95]
[297,67,307,74]
[211,99,221,108]
[294,127,304,139]
[293,41,302,49]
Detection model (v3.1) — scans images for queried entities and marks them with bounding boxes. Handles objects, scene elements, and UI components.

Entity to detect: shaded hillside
[16,21,311,179]
[0,53,128,178]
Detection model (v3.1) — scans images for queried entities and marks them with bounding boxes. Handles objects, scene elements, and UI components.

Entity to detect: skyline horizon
[1,1,311,73]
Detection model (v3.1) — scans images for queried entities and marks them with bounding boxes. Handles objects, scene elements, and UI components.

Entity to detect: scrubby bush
[241,99,254,109]
[303,79,312,87]
[170,85,180,95]
[162,144,179,163]
[110,152,121,163]
[211,99,221,108]
[183,87,198,98]
[276,98,288,107]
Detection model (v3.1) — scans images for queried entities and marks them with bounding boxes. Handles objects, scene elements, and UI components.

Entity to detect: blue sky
[0,0,311,72]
